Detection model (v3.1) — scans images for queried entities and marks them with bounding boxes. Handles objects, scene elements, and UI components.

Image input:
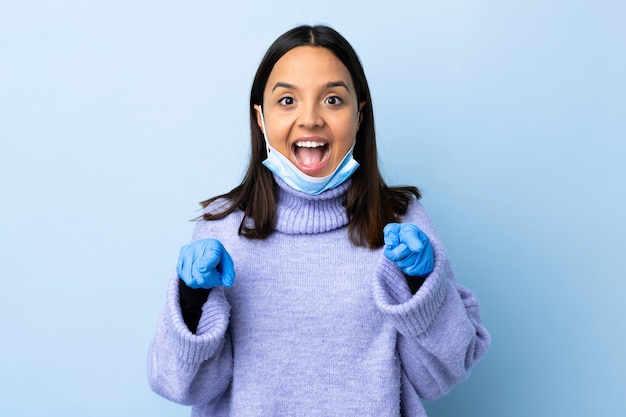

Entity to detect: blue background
[1,1,624,416]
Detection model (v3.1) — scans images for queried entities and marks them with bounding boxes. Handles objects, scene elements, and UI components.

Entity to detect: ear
[357,101,366,129]
[253,104,263,131]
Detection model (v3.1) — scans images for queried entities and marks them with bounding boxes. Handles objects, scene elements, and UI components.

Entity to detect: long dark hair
[200,25,419,248]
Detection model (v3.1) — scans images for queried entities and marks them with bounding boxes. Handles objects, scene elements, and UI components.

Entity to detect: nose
[297,102,324,128]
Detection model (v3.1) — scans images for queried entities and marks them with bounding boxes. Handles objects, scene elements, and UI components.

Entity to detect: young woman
[148,25,490,417]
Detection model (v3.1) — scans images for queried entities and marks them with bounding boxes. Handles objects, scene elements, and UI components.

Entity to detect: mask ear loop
[352,110,360,150]
[258,105,271,156]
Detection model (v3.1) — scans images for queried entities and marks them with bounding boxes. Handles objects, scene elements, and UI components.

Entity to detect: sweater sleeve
[372,206,490,402]
[147,274,233,406]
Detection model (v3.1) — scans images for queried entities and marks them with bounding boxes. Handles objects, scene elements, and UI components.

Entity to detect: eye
[278,96,295,106]
[324,96,343,106]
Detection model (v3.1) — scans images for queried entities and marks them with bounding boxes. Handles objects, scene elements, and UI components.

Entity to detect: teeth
[295,141,326,148]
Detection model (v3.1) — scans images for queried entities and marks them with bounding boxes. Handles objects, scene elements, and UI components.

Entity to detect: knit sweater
[147,177,490,416]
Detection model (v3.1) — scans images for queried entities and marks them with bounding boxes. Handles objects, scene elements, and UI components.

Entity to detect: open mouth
[293,141,329,168]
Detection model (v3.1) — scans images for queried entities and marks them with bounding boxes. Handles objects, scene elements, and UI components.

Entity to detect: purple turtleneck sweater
[148,178,490,416]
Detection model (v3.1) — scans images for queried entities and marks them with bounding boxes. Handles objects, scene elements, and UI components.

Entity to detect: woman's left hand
[383,223,434,277]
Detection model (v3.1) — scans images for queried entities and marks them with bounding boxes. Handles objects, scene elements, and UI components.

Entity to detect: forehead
[266,46,354,89]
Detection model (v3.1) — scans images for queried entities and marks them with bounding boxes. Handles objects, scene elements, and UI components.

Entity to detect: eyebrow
[271,82,296,92]
[271,81,351,92]
[325,81,350,92]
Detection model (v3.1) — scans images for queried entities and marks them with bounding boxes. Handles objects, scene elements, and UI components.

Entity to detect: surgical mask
[258,106,360,195]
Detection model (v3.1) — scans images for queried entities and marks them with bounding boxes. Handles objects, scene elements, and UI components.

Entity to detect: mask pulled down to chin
[258,106,360,195]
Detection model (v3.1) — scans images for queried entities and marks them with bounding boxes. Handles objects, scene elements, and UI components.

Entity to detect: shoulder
[191,198,243,242]
[402,196,428,221]
[401,198,438,238]
[202,197,234,216]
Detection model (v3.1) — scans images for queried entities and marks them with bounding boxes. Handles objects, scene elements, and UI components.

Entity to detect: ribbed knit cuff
[166,276,230,371]
[373,246,448,337]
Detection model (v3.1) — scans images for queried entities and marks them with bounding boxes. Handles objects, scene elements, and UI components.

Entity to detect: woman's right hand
[176,239,236,289]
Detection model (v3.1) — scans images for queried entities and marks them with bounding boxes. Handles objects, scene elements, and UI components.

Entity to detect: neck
[273,176,351,234]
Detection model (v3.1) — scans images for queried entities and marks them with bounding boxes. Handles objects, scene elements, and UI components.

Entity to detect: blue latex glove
[383,223,434,277]
[176,239,235,289]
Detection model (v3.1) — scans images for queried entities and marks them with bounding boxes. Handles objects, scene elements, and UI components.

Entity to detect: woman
[148,25,490,417]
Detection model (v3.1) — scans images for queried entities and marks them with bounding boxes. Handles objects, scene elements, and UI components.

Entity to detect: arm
[405,275,426,294]
[374,206,490,400]
[179,280,211,334]
[374,255,489,400]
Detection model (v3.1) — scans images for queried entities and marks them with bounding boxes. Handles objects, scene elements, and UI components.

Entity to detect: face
[255,46,365,177]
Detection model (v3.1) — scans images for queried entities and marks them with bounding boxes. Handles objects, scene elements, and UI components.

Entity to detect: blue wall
[1,1,624,416]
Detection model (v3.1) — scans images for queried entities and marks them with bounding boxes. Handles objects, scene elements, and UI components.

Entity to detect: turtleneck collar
[273,175,351,235]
